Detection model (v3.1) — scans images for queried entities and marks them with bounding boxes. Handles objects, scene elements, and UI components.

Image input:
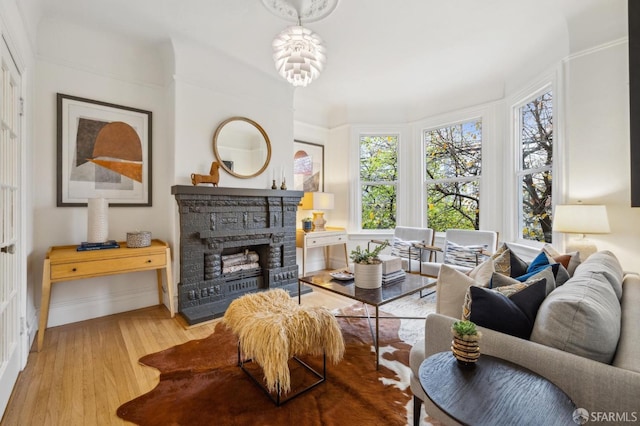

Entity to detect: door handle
[0,244,15,254]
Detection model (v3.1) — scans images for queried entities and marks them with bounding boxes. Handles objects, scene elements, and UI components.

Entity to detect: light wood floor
[1,289,351,426]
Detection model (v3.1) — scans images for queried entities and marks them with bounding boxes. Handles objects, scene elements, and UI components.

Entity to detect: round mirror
[213,117,272,179]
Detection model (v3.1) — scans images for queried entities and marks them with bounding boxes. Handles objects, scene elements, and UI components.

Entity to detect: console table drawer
[306,234,346,247]
[50,253,166,280]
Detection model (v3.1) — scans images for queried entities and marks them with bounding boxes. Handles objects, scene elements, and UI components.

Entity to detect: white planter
[354,262,382,289]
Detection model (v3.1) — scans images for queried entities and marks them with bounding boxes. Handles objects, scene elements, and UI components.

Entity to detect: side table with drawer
[295,227,349,276]
[37,239,174,351]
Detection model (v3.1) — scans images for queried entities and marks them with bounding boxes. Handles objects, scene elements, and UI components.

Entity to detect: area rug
[117,293,440,426]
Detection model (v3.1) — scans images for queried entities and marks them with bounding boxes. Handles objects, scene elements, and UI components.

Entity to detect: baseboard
[43,286,163,328]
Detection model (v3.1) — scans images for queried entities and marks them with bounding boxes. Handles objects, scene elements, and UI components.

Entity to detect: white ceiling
[34,0,627,117]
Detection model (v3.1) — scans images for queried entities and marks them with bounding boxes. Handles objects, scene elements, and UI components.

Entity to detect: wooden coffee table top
[419,352,576,426]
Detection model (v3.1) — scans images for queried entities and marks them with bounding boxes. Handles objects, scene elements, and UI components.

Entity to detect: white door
[0,35,22,415]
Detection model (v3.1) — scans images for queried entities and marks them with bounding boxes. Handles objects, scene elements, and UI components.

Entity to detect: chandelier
[272,25,325,87]
[262,0,339,87]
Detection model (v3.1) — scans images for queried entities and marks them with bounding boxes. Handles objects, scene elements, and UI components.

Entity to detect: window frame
[349,126,408,235]
[506,70,562,247]
[422,117,484,232]
[357,132,400,231]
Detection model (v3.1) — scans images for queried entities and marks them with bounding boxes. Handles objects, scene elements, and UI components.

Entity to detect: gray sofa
[409,249,640,426]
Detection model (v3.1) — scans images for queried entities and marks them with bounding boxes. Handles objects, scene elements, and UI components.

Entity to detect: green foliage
[424,120,481,232]
[350,240,389,264]
[452,320,478,336]
[360,135,398,230]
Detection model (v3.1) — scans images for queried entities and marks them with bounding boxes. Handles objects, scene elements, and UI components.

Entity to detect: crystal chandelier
[262,0,339,87]
[272,25,325,87]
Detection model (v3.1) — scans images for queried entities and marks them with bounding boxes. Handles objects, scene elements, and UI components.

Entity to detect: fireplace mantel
[171,185,304,325]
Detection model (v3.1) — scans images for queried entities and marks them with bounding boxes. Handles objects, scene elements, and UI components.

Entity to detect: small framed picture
[293,140,324,192]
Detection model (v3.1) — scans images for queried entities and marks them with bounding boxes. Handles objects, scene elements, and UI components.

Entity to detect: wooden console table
[37,239,174,351]
[296,227,349,276]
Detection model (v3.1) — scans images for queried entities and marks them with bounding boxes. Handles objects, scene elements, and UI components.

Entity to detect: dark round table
[419,351,576,426]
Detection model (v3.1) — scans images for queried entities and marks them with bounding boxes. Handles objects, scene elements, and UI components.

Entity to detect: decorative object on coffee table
[451,319,481,366]
[350,241,389,289]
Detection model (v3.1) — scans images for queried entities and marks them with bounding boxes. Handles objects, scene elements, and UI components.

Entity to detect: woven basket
[126,231,151,248]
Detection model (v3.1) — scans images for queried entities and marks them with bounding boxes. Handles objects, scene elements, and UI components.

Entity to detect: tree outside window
[518,91,553,243]
[360,135,398,229]
[424,119,482,231]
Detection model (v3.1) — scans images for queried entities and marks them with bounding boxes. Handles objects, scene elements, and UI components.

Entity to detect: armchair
[419,229,498,278]
[369,226,435,274]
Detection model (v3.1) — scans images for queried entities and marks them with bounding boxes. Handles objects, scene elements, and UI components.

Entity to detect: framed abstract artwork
[56,93,152,207]
[293,140,324,192]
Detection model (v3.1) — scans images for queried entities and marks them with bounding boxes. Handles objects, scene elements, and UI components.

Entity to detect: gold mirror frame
[212,116,272,179]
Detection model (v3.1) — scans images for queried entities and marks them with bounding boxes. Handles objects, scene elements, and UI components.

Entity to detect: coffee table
[419,351,576,426]
[298,272,436,369]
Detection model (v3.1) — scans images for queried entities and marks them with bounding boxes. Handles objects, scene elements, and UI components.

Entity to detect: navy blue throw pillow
[467,279,547,339]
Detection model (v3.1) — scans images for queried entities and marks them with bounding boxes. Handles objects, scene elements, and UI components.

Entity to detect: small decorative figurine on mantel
[191,161,220,186]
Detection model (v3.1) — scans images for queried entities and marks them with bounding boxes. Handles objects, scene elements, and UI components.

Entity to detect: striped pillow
[444,241,488,268]
[390,238,423,261]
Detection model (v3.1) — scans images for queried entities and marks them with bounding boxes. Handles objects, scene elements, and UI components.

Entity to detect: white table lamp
[552,204,610,260]
[301,192,334,231]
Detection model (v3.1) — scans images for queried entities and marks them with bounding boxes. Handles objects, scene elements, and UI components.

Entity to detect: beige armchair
[419,229,499,278]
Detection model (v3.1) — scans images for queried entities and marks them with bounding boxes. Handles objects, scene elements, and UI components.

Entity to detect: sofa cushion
[436,264,487,318]
[573,250,623,300]
[473,243,528,278]
[612,274,640,373]
[467,256,496,287]
[463,278,547,339]
[543,244,581,276]
[530,271,621,364]
[492,266,556,296]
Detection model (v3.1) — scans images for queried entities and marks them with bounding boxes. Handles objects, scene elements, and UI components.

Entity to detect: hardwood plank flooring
[1,288,351,426]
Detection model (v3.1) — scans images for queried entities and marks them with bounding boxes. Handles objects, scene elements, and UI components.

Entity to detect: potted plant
[301,217,313,232]
[350,241,389,289]
[451,320,482,367]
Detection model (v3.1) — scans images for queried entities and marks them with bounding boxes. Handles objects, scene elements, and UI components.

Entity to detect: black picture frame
[56,93,152,207]
[293,140,324,192]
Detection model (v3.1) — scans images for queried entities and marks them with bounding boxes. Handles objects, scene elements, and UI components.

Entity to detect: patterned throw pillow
[444,241,488,268]
[462,278,547,339]
[390,238,422,261]
[542,244,581,276]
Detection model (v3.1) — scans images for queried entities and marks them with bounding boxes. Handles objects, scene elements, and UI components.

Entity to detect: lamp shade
[301,192,334,210]
[272,25,326,87]
[552,204,610,234]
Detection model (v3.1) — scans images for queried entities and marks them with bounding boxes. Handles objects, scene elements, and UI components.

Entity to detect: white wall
[562,40,640,273]
[33,18,173,326]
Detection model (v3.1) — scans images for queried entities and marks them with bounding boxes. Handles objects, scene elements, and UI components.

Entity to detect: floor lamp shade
[87,197,109,243]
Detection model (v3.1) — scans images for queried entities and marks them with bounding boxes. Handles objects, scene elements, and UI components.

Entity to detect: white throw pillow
[436,264,488,319]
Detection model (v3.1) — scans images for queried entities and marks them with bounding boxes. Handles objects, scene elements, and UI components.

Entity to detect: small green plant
[301,217,312,222]
[452,320,478,337]
[350,241,390,264]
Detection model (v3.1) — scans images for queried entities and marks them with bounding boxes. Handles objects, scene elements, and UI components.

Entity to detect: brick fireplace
[171,186,304,325]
